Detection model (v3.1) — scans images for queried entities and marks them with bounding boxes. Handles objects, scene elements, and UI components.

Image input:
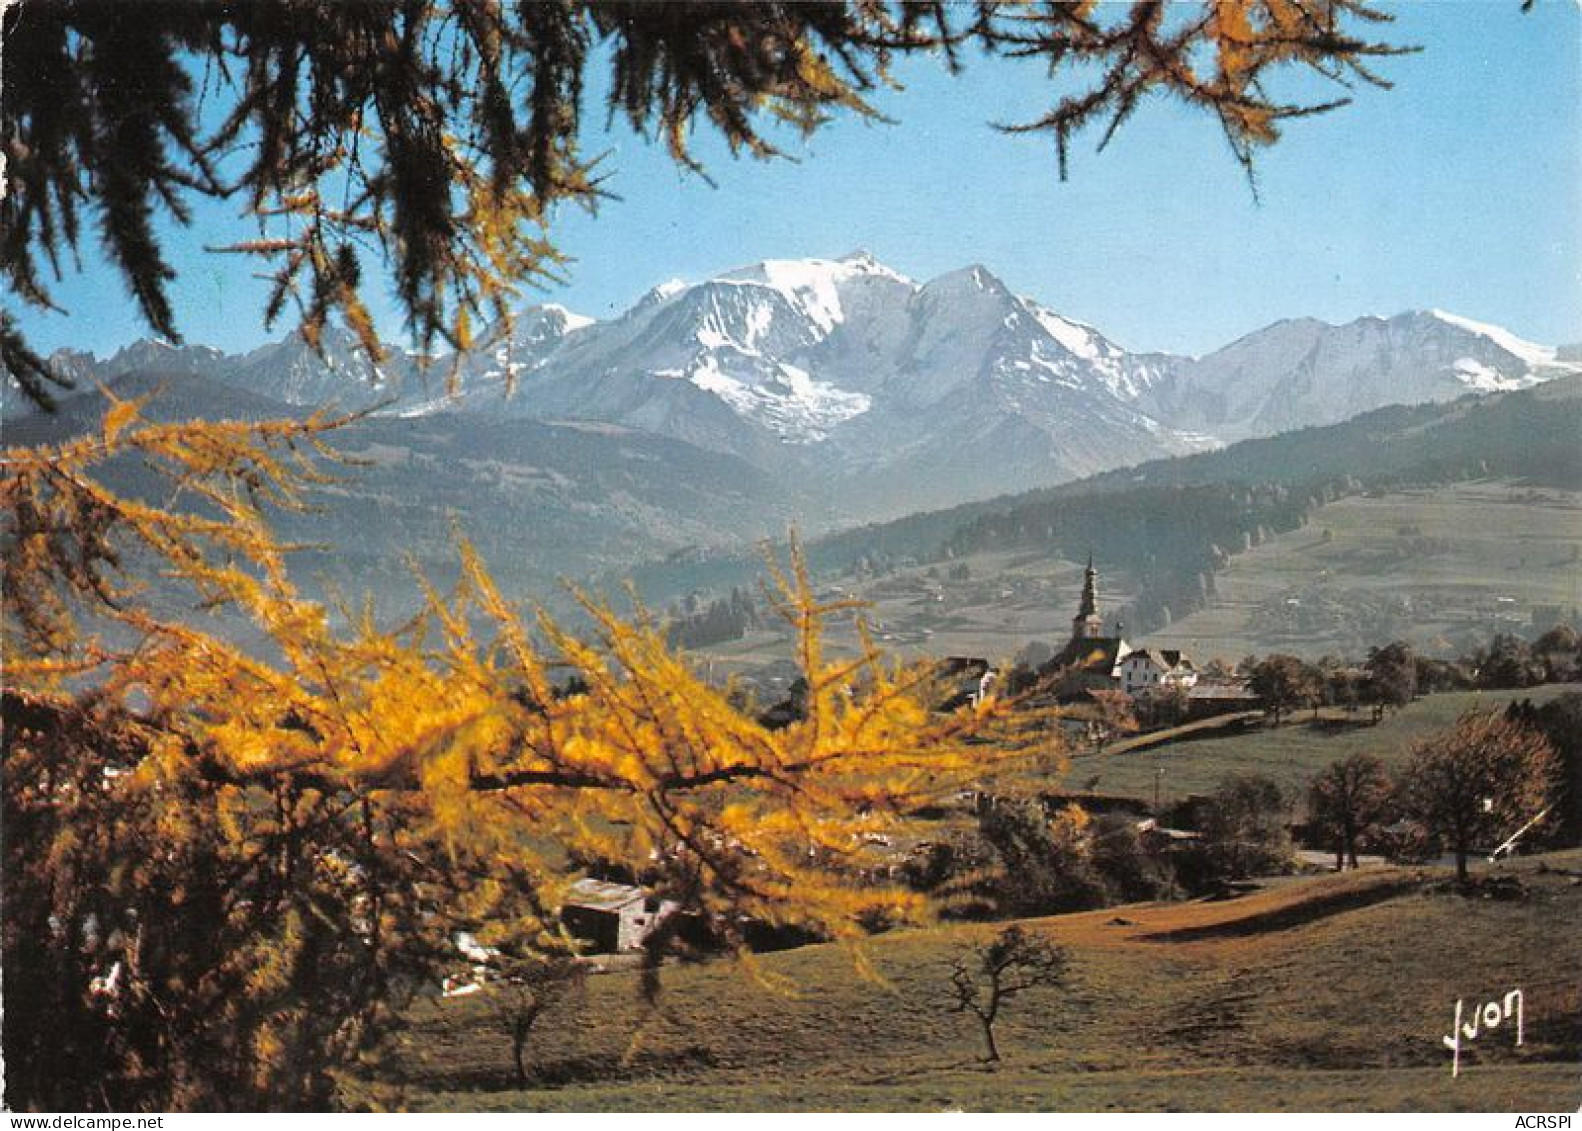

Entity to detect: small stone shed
[560,878,675,953]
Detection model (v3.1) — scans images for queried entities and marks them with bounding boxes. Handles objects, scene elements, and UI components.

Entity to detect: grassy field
[383,854,1582,1111]
[1144,481,1582,662]
[1072,685,1581,805]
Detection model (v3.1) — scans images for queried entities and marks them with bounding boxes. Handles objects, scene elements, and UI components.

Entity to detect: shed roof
[1124,648,1193,670]
[1188,681,1258,700]
[563,878,647,912]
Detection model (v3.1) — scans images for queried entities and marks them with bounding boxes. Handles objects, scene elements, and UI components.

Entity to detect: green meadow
[1145,482,1582,662]
[1078,685,1580,806]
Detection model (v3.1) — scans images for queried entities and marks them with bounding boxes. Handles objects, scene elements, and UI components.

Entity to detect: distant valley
[635,374,1582,672]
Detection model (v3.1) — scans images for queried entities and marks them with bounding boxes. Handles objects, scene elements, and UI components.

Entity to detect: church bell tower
[1071,554,1104,640]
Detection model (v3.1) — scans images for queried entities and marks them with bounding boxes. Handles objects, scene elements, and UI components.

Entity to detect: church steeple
[1072,554,1104,640]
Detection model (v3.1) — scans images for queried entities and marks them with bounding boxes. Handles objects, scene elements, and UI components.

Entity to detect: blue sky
[15,2,1582,360]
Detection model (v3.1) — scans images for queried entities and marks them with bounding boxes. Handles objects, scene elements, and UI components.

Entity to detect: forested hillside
[634,376,1582,638]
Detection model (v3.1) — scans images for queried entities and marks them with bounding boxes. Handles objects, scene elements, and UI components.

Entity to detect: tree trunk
[1455,845,1470,887]
[511,1018,530,1089]
[1335,840,1345,872]
[980,1016,1000,1063]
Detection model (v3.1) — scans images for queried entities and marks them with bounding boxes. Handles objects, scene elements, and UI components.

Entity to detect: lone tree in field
[485,956,587,1090]
[1,1,1412,409]
[947,925,1068,1064]
[1307,754,1393,871]
[1396,710,1559,885]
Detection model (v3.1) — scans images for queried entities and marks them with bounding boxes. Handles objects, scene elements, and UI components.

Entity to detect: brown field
[384,852,1582,1112]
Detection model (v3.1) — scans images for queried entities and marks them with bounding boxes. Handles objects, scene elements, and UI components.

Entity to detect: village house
[934,655,1000,711]
[1119,648,1199,695]
[1135,816,1204,850]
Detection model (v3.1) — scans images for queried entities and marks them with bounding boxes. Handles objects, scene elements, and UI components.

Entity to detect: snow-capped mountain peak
[1135,308,1578,441]
[1024,304,1108,363]
[924,263,1008,297]
[1426,309,1572,371]
[638,278,689,309]
[717,253,917,336]
[539,303,595,332]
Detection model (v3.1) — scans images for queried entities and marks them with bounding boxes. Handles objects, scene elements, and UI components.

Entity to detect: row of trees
[1242,649,1407,723]
[664,586,763,650]
[1243,629,1582,724]
[1307,707,1564,883]
[905,775,1291,918]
